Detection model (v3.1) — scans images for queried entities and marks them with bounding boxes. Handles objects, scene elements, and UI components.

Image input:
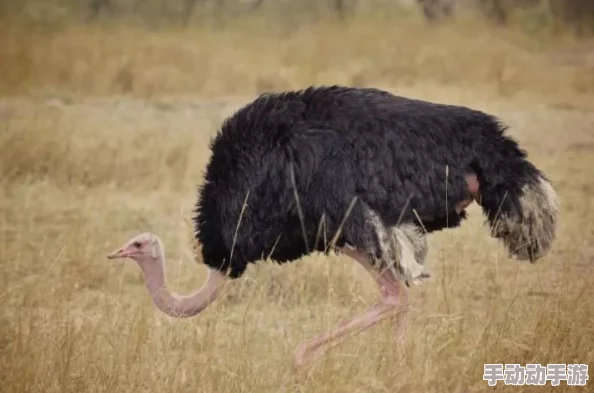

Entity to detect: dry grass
[1,13,594,104]
[1,84,593,392]
[1,13,593,393]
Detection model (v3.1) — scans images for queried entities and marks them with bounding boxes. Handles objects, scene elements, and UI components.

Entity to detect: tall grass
[1,10,593,102]
[0,5,593,392]
[1,82,593,392]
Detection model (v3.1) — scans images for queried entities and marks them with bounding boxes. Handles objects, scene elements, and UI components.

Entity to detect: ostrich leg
[293,247,409,372]
[291,177,478,372]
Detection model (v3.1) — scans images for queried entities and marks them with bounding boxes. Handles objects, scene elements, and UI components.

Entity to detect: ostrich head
[106,232,163,264]
[105,232,227,319]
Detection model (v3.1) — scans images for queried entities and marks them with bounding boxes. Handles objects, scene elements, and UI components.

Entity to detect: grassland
[0,8,593,393]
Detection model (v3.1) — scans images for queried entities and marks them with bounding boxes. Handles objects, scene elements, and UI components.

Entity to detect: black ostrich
[107,85,559,370]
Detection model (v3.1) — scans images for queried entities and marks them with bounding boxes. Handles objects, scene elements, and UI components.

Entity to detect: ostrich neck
[139,256,226,318]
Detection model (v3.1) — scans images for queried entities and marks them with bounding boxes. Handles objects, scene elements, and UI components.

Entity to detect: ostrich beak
[107,246,131,260]
[106,249,124,259]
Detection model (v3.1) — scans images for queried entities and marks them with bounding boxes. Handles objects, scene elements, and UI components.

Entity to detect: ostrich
[107,85,559,370]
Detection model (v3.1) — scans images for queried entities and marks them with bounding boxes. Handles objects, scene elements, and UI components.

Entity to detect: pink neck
[139,256,226,318]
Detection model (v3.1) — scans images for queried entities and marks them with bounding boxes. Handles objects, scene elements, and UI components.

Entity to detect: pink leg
[293,247,409,372]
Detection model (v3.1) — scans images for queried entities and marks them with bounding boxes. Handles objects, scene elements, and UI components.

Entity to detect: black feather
[193,85,547,278]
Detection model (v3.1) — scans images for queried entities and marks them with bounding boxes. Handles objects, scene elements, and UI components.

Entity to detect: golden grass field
[1,10,594,393]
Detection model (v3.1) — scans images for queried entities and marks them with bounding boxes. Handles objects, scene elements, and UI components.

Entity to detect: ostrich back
[194,86,517,277]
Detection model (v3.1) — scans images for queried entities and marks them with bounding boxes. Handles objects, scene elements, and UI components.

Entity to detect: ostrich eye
[132,241,143,248]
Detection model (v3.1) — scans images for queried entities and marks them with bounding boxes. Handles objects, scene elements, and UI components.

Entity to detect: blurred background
[1,0,593,100]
